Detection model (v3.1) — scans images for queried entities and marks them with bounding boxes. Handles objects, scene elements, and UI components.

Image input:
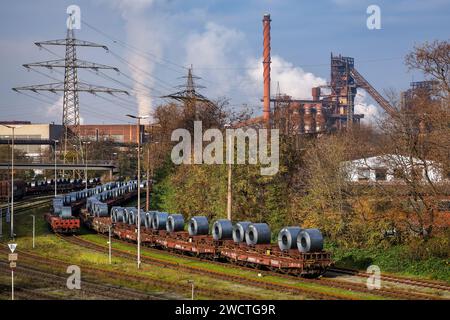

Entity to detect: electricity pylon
[13,19,128,174]
[163,66,208,120]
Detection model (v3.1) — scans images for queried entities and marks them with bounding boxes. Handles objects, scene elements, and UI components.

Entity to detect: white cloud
[245,55,327,101]
[46,96,63,121]
[184,21,327,111]
[355,90,381,124]
[92,5,375,125]
[185,22,247,97]
[105,0,156,12]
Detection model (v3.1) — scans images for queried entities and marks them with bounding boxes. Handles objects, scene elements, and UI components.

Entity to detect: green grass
[327,244,450,283]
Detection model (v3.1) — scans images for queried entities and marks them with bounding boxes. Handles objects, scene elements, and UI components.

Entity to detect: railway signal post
[8,243,17,300]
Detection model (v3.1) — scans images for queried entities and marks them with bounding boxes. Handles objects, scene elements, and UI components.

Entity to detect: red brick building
[73,124,147,144]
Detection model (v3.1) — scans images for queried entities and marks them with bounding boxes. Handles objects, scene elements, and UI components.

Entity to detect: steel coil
[188,216,209,236]
[152,212,168,230]
[297,229,323,253]
[139,212,147,227]
[245,223,271,245]
[146,211,157,229]
[232,221,252,243]
[167,214,184,232]
[278,226,302,250]
[112,207,125,223]
[96,203,109,217]
[127,208,138,225]
[212,219,233,240]
[123,207,134,224]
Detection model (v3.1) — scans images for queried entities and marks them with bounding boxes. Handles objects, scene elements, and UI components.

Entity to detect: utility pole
[146,147,150,212]
[225,123,232,221]
[53,139,58,197]
[1,125,22,239]
[31,215,35,249]
[108,226,112,264]
[11,127,15,239]
[126,114,149,269]
[11,269,14,300]
[83,141,90,191]
[227,161,232,221]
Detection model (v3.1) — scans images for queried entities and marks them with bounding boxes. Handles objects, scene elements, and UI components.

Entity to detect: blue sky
[0,0,449,124]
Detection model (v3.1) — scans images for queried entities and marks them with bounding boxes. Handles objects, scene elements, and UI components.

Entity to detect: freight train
[71,183,332,277]
[0,178,101,200]
[0,179,27,200]
[46,180,139,233]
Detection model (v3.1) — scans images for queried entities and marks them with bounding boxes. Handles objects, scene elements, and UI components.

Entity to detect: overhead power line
[82,19,187,73]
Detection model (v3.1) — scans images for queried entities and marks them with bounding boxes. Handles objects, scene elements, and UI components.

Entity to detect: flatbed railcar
[46,180,140,234]
[45,213,80,234]
[26,178,101,196]
[82,208,332,277]
[80,189,139,233]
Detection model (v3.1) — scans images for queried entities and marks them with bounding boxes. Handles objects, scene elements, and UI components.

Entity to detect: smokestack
[262,14,271,127]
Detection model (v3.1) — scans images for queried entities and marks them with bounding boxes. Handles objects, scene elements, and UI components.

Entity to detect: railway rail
[330,267,450,292]
[94,233,446,300]
[59,234,362,300]
[0,246,261,300]
[0,259,161,300]
[0,195,53,212]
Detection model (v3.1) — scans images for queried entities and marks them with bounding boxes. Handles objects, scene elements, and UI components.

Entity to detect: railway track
[0,195,53,217]
[330,267,450,292]
[0,283,58,300]
[0,195,53,209]
[0,259,162,300]
[94,233,445,300]
[59,234,361,300]
[1,246,261,300]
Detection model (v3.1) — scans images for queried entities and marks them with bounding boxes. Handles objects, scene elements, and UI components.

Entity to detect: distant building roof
[0,121,32,125]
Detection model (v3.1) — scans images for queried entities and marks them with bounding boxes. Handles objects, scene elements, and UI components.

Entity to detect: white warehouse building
[343,155,446,183]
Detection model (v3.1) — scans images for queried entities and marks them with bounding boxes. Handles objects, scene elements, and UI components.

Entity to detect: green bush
[404,231,450,261]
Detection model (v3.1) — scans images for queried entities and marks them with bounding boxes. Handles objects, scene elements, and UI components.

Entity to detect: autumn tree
[374,40,450,239]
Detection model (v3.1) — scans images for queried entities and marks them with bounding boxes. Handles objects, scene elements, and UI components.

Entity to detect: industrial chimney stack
[262,14,271,127]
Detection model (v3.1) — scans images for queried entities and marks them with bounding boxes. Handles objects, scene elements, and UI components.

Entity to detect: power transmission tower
[13,17,128,174]
[163,65,208,120]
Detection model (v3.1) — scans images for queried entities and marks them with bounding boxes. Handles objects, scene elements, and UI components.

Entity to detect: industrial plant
[0,1,448,310]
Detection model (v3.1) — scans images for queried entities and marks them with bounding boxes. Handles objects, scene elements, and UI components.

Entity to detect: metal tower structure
[13,17,128,171]
[163,66,209,120]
